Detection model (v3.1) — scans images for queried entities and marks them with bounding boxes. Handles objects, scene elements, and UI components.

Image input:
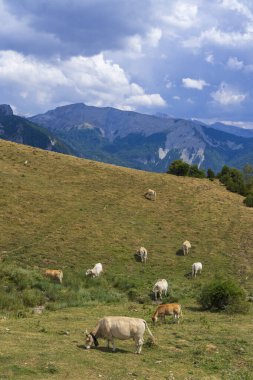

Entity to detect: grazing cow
[44,269,63,283]
[137,247,148,263]
[153,279,168,300]
[182,240,191,255]
[144,189,156,201]
[85,316,154,354]
[86,263,103,277]
[152,303,182,324]
[192,262,202,278]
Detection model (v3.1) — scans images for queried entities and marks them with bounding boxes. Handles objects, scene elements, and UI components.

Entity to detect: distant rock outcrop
[0,104,13,116]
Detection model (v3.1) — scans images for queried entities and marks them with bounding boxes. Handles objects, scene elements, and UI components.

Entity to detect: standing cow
[152,303,182,324]
[192,262,202,278]
[86,263,103,277]
[144,189,156,201]
[137,247,148,263]
[44,269,63,284]
[85,316,154,354]
[182,240,191,255]
[152,279,168,300]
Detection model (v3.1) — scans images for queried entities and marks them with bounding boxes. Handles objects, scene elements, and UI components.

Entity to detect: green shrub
[188,164,206,178]
[244,193,253,207]
[167,160,190,176]
[197,278,249,313]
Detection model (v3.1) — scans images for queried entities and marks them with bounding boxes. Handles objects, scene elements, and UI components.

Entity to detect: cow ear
[85,329,88,335]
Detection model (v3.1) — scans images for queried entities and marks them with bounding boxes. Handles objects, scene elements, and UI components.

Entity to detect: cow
[182,240,191,255]
[137,247,148,263]
[152,279,168,300]
[85,316,154,354]
[86,263,103,277]
[192,262,202,278]
[152,303,182,324]
[44,269,63,283]
[144,189,156,201]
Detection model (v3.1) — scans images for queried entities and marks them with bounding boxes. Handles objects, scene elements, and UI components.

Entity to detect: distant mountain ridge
[0,104,74,155]
[29,103,253,172]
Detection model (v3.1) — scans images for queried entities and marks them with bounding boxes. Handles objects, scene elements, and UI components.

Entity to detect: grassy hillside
[0,139,253,379]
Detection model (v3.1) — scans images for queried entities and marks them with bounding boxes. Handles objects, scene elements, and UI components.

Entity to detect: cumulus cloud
[182,77,209,90]
[0,50,166,114]
[211,82,247,105]
[159,1,199,29]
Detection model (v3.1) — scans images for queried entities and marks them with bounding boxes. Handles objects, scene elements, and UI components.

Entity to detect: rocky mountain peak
[0,104,13,116]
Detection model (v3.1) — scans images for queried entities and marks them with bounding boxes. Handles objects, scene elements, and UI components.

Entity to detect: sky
[0,0,253,126]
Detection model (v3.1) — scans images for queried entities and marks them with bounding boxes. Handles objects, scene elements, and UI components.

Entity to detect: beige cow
[152,279,168,300]
[137,247,148,263]
[85,316,154,354]
[182,240,191,255]
[144,189,156,201]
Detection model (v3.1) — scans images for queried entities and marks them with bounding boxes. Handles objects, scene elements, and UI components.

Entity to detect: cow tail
[143,320,155,344]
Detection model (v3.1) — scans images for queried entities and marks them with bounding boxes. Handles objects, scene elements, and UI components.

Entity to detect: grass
[0,139,253,379]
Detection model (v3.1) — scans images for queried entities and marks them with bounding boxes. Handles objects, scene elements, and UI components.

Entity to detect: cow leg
[111,339,116,352]
[107,340,110,349]
[135,337,144,354]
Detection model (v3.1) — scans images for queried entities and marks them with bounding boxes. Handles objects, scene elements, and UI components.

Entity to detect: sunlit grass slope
[0,139,253,380]
[1,139,253,293]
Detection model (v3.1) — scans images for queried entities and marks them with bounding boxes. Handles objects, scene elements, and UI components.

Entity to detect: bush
[218,166,246,195]
[188,164,206,178]
[244,192,253,207]
[167,160,190,176]
[207,168,215,179]
[197,278,249,313]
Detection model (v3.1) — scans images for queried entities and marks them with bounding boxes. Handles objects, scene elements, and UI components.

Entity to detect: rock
[0,104,13,116]
[33,305,45,314]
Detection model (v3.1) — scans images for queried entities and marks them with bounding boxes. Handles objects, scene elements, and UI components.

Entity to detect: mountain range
[29,103,253,172]
[1,102,253,173]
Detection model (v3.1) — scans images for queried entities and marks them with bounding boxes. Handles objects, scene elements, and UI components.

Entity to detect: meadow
[0,139,252,379]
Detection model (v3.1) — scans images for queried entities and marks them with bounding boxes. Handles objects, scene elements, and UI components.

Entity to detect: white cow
[137,247,148,263]
[86,263,103,277]
[144,189,156,201]
[85,316,154,354]
[182,240,191,255]
[192,262,202,278]
[153,279,168,300]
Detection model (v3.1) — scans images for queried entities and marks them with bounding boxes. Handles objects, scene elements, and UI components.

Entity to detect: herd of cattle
[44,189,203,354]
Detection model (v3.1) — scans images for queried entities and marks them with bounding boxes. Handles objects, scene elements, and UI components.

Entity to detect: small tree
[207,168,215,180]
[167,160,190,176]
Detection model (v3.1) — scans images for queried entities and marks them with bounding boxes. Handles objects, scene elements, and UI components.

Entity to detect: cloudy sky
[0,0,253,125]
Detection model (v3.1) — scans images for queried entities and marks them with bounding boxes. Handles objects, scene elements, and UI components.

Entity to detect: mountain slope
[0,104,74,155]
[30,103,253,172]
[1,138,252,291]
[0,139,253,380]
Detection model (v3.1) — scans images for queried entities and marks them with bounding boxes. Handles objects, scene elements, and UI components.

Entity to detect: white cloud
[160,1,199,29]
[184,26,253,48]
[173,96,181,100]
[226,56,253,72]
[205,52,215,64]
[211,82,247,105]
[0,50,166,112]
[182,77,209,90]
[227,56,244,70]
[220,0,253,21]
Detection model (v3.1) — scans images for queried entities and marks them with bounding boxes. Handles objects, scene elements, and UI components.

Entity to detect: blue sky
[0,0,253,127]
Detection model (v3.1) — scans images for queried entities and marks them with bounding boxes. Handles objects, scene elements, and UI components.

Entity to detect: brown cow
[44,269,63,283]
[152,303,182,324]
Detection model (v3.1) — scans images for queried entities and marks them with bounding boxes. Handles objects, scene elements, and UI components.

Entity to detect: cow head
[85,330,99,349]
[85,269,92,276]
